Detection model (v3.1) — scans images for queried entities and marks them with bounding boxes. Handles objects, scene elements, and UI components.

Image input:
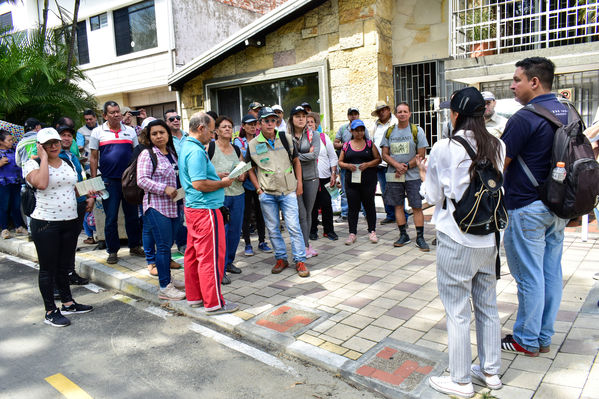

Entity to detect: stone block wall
[180,0,396,132]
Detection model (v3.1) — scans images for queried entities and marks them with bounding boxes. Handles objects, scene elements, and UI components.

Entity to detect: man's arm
[333,138,343,150]
[504,157,512,171]
[248,169,261,192]
[90,149,98,178]
[192,178,232,192]
[293,156,303,195]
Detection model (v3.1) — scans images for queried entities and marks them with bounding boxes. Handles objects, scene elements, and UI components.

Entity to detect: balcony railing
[451,0,599,58]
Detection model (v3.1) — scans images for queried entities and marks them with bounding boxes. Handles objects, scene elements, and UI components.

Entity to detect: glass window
[0,12,12,31]
[114,0,157,56]
[241,82,278,113]
[280,75,320,114]
[76,21,89,65]
[90,13,107,31]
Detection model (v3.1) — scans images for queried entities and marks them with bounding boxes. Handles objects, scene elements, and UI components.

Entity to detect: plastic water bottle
[552,162,566,183]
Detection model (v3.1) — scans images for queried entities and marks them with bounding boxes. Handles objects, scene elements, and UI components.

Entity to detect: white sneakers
[429,376,474,398]
[429,365,502,398]
[158,283,185,301]
[470,364,502,390]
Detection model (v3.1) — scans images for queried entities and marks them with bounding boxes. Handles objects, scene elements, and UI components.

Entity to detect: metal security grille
[394,61,466,147]
[481,70,599,126]
[451,0,599,58]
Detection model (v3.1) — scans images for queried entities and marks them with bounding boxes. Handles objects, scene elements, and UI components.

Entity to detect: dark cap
[24,117,41,132]
[290,105,307,117]
[242,114,258,124]
[57,125,75,135]
[439,100,450,109]
[248,102,263,110]
[450,87,485,117]
[300,102,311,109]
[258,107,277,119]
[347,107,359,114]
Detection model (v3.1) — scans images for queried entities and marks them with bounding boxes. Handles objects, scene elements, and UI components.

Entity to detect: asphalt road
[0,255,379,399]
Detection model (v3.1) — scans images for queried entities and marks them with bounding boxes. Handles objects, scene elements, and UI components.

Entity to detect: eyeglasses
[168,116,181,122]
[42,141,61,147]
[262,118,277,124]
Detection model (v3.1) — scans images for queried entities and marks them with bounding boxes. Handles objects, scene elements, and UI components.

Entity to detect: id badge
[390,141,409,155]
[256,143,268,155]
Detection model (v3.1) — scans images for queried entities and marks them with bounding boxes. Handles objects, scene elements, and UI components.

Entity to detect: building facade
[169,0,598,143]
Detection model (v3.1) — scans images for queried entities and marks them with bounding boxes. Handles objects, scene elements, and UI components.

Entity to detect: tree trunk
[41,0,49,39]
[65,0,80,81]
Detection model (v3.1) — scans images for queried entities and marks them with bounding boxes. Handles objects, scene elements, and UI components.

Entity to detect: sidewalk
[1,212,598,399]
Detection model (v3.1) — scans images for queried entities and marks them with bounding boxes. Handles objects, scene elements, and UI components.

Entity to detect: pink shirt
[136,146,178,218]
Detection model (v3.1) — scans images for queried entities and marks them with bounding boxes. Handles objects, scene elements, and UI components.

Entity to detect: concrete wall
[391,0,449,65]
[180,0,396,132]
[172,0,262,67]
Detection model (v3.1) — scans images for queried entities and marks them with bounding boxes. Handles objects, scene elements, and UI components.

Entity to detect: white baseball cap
[271,104,283,113]
[36,128,61,144]
[140,117,157,130]
[481,91,495,101]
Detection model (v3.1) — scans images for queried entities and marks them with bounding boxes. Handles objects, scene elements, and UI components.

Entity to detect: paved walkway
[1,211,598,399]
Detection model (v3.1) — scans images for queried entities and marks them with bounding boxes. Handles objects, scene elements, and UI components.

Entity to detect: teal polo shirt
[178,136,224,209]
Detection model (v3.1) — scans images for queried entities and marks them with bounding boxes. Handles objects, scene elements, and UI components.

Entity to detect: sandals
[147,264,158,277]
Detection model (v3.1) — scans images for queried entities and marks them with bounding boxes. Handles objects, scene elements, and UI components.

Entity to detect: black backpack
[121,147,158,205]
[518,104,599,220]
[22,157,75,216]
[207,141,241,160]
[449,136,508,279]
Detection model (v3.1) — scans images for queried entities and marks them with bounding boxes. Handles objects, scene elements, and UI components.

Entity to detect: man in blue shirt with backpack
[500,57,568,357]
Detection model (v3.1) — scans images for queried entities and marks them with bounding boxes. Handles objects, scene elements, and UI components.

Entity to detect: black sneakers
[61,302,94,315]
[45,309,71,327]
[68,272,89,285]
[416,236,430,252]
[394,233,411,247]
[226,264,242,274]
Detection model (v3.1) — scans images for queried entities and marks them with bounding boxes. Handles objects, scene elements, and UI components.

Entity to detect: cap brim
[439,101,450,109]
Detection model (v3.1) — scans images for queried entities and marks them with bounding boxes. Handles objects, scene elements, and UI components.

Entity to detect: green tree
[0,29,96,126]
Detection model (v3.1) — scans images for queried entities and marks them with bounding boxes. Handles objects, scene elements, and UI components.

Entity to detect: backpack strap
[523,104,564,128]
[232,143,241,158]
[278,131,294,163]
[342,141,349,153]
[385,124,395,140]
[411,123,419,147]
[451,135,477,160]
[147,148,158,175]
[320,132,326,146]
[207,141,215,160]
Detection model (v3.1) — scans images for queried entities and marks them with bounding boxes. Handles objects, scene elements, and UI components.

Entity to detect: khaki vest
[248,131,297,195]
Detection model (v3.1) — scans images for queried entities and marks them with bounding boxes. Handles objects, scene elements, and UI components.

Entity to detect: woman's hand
[296,181,303,196]
[415,155,427,182]
[348,164,358,172]
[329,173,336,188]
[237,172,246,182]
[218,172,230,179]
[36,143,48,161]
[85,197,95,213]
[164,186,178,199]
[358,163,368,171]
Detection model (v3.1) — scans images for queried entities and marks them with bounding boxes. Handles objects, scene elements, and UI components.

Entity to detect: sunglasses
[262,118,277,124]
[168,116,181,122]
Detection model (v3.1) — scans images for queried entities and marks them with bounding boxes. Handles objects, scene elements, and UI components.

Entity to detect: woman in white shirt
[417,88,505,398]
[24,128,93,328]
[307,112,339,241]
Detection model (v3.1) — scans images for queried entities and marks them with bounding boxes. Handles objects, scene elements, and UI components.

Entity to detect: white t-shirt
[23,159,78,221]
[420,130,505,248]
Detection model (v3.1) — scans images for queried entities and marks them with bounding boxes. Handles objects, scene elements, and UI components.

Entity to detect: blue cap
[350,119,365,130]
[258,107,277,119]
[241,114,258,124]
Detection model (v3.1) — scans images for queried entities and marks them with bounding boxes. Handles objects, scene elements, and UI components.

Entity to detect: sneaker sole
[393,240,411,247]
[206,306,239,315]
[44,319,70,327]
[471,368,502,390]
[158,294,185,301]
[244,253,254,256]
[429,379,474,398]
[61,308,93,315]
[417,246,430,252]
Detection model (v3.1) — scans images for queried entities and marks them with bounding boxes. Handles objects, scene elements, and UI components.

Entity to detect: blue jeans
[102,177,142,254]
[175,206,187,249]
[143,216,156,265]
[259,192,306,262]
[83,212,95,237]
[503,200,566,352]
[224,193,245,267]
[0,183,25,230]
[377,166,395,220]
[143,208,178,289]
[339,169,348,217]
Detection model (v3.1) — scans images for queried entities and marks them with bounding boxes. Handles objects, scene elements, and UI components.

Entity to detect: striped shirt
[89,122,138,178]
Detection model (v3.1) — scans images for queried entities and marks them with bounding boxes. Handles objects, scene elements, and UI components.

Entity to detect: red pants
[184,207,225,311]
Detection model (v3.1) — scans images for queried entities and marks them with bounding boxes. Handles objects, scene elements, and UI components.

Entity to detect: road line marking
[112,294,136,304]
[188,322,299,377]
[144,306,171,319]
[45,373,93,399]
[83,283,105,293]
[2,254,39,269]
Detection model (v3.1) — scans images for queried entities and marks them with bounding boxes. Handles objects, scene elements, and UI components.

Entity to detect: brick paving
[2,209,599,398]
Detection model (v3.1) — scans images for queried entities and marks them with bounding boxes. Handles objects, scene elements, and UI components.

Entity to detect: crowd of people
[0,56,588,398]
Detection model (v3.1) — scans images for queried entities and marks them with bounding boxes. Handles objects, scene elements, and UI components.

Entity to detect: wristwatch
[405,162,410,169]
